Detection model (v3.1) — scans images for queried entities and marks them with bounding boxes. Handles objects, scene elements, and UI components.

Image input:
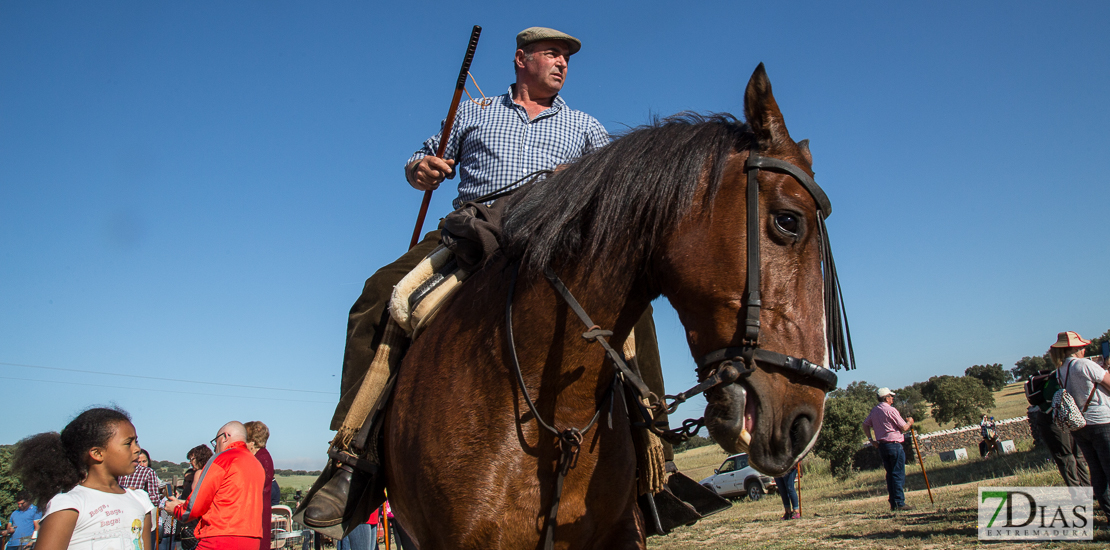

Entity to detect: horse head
[655,64,843,475]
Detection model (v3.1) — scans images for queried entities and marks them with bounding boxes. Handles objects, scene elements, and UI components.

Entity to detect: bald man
[163,422,266,550]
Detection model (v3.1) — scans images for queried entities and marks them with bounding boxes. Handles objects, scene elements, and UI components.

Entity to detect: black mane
[502,113,752,274]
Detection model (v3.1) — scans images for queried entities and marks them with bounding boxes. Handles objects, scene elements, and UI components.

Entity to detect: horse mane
[501,113,753,274]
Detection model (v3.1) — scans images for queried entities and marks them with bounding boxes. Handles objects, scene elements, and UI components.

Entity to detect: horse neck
[538,258,656,349]
[502,258,654,440]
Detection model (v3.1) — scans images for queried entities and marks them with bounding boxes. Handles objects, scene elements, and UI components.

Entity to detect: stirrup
[639,472,731,536]
[293,457,385,540]
[328,447,379,474]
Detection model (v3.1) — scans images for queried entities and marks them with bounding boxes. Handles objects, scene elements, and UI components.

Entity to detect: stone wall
[915,416,1034,456]
[852,415,1036,470]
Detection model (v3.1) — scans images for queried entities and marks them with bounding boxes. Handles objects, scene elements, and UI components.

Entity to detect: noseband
[695,152,854,395]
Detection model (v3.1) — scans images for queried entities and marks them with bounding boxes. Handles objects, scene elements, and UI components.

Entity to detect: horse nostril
[789,414,815,456]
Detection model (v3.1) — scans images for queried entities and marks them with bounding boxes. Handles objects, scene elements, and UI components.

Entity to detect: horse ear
[797,138,812,165]
[744,63,792,149]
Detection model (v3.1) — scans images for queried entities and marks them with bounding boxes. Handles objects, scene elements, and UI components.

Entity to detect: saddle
[390,245,470,338]
[389,198,504,337]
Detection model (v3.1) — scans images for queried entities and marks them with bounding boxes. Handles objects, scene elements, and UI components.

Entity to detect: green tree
[814,383,875,479]
[892,385,928,421]
[918,375,958,403]
[833,380,879,404]
[1012,354,1052,382]
[0,446,22,521]
[929,376,995,427]
[1085,329,1110,360]
[672,434,715,453]
[965,363,1012,392]
[150,460,187,479]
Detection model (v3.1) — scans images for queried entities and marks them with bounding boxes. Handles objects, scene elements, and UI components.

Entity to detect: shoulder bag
[1052,358,1098,431]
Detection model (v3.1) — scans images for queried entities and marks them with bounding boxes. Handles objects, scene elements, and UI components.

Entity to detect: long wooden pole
[381,506,390,550]
[795,462,802,517]
[909,429,934,505]
[408,25,482,250]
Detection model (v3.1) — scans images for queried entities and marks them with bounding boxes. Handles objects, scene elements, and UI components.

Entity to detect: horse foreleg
[587,501,647,550]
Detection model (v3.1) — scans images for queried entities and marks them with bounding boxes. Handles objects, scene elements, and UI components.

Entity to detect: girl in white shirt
[12,407,153,550]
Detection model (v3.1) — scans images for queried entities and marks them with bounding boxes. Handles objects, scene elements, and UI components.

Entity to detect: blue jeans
[775,467,799,511]
[1073,422,1110,516]
[336,523,377,550]
[878,441,906,508]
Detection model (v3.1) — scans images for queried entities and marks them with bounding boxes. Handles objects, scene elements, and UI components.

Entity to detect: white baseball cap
[877,387,895,398]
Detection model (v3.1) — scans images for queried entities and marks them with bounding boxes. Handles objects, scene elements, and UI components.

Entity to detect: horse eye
[774,212,800,236]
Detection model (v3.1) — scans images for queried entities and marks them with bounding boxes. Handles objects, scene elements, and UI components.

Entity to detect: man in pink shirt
[862,387,915,511]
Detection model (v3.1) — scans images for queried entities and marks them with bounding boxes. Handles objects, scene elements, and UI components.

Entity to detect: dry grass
[654,442,1107,548]
[675,445,733,483]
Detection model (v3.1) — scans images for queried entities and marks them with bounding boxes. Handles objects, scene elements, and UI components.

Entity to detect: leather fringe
[335,319,405,450]
[624,331,667,495]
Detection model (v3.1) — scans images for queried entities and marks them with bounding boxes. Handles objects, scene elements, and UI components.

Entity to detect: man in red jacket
[164,421,265,550]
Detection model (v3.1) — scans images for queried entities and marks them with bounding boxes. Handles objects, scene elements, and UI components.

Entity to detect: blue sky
[2,2,1108,469]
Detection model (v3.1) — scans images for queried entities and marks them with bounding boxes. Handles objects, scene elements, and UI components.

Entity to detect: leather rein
[503,151,855,549]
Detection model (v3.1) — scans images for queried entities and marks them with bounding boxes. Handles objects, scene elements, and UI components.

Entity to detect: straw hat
[1050,331,1090,349]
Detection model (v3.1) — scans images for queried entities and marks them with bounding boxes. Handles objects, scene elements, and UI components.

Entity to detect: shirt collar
[505,85,564,118]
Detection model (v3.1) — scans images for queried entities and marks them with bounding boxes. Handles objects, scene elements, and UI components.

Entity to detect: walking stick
[381,505,390,550]
[408,25,482,250]
[796,462,802,517]
[909,428,934,505]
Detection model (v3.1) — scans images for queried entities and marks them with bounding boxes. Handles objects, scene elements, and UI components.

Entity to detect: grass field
[278,383,1097,547]
[274,474,319,493]
[647,382,1106,548]
[653,441,1105,549]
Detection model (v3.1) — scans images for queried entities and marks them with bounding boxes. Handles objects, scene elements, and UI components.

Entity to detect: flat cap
[516,27,581,55]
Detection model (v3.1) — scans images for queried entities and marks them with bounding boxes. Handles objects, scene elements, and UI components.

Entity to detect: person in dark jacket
[245,421,275,550]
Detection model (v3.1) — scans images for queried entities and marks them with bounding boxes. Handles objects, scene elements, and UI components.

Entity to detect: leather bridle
[503,149,855,550]
[693,153,855,396]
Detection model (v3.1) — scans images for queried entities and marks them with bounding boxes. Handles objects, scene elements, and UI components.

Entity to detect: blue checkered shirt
[408,86,609,209]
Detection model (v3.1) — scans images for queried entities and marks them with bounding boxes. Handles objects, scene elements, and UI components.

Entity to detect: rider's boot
[297,444,382,535]
[303,463,354,527]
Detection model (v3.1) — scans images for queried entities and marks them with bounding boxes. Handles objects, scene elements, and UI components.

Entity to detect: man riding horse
[302,26,680,529]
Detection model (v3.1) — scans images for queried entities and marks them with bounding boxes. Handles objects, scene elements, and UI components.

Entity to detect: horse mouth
[704,381,757,454]
[736,384,756,451]
[743,390,756,443]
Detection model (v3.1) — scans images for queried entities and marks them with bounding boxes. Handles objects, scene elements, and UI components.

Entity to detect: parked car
[699,453,776,501]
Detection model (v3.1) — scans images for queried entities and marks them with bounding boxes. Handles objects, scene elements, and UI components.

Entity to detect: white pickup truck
[698,453,777,501]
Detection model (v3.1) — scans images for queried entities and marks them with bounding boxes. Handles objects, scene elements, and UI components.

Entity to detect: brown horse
[383,64,850,549]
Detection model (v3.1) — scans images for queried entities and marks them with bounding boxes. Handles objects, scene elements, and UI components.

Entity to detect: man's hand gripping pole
[408,25,482,250]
